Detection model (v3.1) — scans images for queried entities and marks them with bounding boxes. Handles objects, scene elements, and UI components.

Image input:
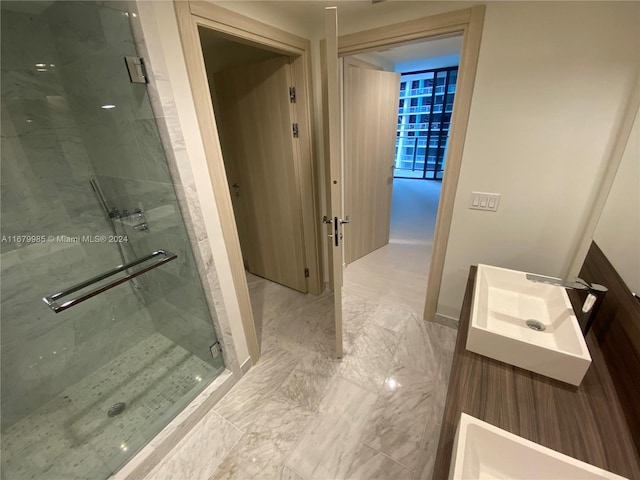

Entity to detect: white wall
[593,109,640,294]
[438,2,639,318]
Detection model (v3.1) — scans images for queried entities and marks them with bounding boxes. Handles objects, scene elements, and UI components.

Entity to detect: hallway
[143,273,457,480]
[344,179,441,316]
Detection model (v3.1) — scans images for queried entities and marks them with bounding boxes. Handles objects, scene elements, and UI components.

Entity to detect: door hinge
[289,86,297,103]
[124,56,148,84]
[292,123,299,138]
[304,268,310,278]
[209,341,222,359]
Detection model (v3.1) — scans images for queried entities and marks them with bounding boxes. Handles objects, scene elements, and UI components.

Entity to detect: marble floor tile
[338,322,402,393]
[145,409,243,480]
[345,443,413,480]
[412,408,444,480]
[343,242,431,317]
[210,400,310,480]
[360,365,434,470]
[260,295,335,359]
[213,348,300,427]
[394,315,458,381]
[371,303,416,336]
[342,292,379,347]
[246,272,315,330]
[274,350,340,413]
[218,396,312,436]
[211,430,286,480]
[286,376,378,480]
[143,275,457,480]
[276,465,305,480]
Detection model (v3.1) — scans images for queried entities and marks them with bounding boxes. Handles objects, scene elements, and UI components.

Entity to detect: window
[394,66,458,179]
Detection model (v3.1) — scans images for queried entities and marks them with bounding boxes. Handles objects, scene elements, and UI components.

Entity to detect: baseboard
[432,313,459,330]
[240,356,253,375]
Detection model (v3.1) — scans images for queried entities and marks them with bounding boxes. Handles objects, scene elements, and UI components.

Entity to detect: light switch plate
[469,192,501,212]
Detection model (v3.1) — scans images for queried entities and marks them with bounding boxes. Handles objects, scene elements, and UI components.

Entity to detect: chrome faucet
[526,274,608,335]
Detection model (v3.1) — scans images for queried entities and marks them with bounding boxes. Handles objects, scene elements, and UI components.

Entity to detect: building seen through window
[395,66,458,179]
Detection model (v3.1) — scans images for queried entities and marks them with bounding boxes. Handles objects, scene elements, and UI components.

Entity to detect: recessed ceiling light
[35,63,46,67]
[101,104,116,109]
[37,68,47,72]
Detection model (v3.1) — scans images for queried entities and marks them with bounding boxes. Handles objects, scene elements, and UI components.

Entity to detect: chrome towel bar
[42,249,177,313]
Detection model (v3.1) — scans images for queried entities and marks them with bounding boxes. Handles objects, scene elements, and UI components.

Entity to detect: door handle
[322,216,340,245]
[323,215,334,238]
[340,215,350,225]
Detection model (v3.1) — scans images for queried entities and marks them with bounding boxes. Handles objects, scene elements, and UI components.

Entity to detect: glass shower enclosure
[0,2,224,478]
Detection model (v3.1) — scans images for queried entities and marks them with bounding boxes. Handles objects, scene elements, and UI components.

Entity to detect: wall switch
[469,192,501,212]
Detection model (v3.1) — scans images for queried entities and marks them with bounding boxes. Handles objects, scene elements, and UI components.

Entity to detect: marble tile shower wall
[0,6,156,429]
[46,2,220,365]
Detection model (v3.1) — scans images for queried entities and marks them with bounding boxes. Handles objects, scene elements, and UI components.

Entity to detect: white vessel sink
[467,264,591,385]
[450,413,628,479]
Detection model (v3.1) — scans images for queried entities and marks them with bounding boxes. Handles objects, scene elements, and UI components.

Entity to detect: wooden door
[344,65,400,264]
[323,7,344,357]
[213,56,308,293]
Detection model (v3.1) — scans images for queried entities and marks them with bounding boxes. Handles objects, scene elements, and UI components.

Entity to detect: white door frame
[337,6,486,322]
[174,1,322,363]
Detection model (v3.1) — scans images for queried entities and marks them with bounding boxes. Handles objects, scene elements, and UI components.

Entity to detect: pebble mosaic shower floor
[1,332,221,480]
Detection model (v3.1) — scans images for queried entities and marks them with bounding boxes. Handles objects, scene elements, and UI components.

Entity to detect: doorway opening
[342,35,462,318]
[197,27,326,351]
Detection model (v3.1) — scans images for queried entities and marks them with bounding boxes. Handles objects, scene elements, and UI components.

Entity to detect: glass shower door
[0,2,224,478]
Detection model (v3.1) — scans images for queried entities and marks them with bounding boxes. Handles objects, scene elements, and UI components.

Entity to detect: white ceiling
[361,34,462,66]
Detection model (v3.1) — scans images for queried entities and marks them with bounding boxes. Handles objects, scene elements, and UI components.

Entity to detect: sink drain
[526,320,546,332]
[107,402,126,417]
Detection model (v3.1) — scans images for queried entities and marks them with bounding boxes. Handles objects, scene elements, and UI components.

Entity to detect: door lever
[340,215,350,225]
[323,215,334,238]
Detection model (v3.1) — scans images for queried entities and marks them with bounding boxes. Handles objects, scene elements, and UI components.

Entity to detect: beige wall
[145,1,639,336]
[593,109,640,294]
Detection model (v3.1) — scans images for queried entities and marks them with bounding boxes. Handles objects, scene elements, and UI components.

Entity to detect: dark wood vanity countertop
[432,266,640,479]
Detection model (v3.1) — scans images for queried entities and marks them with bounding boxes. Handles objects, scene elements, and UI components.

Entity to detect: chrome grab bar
[42,249,177,313]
